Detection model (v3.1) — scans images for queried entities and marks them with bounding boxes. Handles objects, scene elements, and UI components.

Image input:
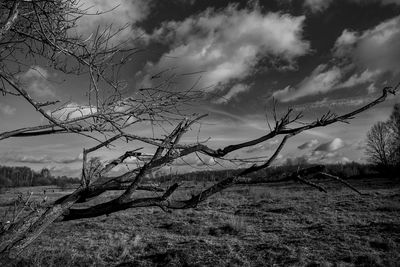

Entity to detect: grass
[0,177,399,266]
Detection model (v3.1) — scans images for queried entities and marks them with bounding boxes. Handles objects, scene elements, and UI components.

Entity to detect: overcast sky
[1,0,400,177]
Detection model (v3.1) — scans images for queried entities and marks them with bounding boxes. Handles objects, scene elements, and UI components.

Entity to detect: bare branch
[317,172,363,195]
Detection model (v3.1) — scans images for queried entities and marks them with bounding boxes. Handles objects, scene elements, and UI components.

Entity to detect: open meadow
[0,177,399,266]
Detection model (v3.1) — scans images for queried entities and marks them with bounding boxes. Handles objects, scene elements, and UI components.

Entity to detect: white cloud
[283,151,350,165]
[353,140,366,150]
[294,96,374,109]
[340,157,351,163]
[314,138,345,152]
[2,154,53,164]
[214,83,250,104]
[1,152,83,164]
[273,14,400,103]
[337,69,380,89]
[49,165,81,178]
[245,139,280,153]
[49,103,97,121]
[19,66,55,97]
[298,139,319,150]
[303,0,333,13]
[172,154,215,167]
[367,83,377,93]
[273,64,342,102]
[0,103,16,115]
[333,30,359,58]
[173,0,196,4]
[54,154,83,164]
[21,66,49,80]
[74,0,150,44]
[142,4,309,92]
[305,0,400,13]
[351,0,400,5]
[335,15,400,74]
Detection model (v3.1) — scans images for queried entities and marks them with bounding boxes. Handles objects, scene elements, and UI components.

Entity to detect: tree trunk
[0,187,84,258]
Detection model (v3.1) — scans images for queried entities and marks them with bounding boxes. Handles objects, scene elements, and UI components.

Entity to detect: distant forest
[0,161,391,189]
[0,166,80,188]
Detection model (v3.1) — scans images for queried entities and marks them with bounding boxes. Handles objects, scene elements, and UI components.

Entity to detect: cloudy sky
[1,0,400,177]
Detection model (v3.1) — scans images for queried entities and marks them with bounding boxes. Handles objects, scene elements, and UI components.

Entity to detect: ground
[0,177,399,266]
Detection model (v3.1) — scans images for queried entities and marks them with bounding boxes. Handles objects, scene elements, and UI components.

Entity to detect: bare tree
[366,103,400,168]
[0,0,399,261]
[365,121,393,167]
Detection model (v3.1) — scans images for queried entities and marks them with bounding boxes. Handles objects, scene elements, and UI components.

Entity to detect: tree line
[0,165,79,188]
[0,161,379,190]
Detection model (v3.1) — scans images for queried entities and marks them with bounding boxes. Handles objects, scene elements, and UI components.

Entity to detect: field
[1,177,400,266]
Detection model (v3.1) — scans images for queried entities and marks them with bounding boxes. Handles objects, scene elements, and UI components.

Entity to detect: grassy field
[1,177,399,266]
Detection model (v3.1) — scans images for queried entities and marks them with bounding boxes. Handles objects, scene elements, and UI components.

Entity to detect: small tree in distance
[0,0,399,260]
[366,121,394,168]
[365,103,400,171]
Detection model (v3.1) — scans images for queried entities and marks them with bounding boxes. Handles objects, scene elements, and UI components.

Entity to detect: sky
[1,0,400,177]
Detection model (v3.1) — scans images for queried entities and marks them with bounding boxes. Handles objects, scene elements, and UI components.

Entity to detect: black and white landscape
[0,0,399,266]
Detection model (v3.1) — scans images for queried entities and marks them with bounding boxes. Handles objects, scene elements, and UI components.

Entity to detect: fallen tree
[0,85,397,259]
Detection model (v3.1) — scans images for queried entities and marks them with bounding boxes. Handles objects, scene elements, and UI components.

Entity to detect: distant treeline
[0,162,388,189]
[146,162,380,184]
[0,165,80,188]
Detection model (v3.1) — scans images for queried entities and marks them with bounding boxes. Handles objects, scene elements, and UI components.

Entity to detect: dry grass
[1,177,400,266]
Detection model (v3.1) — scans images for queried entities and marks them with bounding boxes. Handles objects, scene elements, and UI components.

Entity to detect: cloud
[340,157,351,163]
[298,139,319,150]
[0,103,16,115]
[74,0,150,45]
[303,0,333,13]
[273,15,400,103]
[49,165,81,178]
[370,0,400,5]
[367,83,377,93]
[337,69,380,89]
[2,154,53,164]
[214,83,250,104]
[142,4,309,92]
[174,0,197,4]
[19,66,55,97]
[284,147,351,166]
[273,66,380,102]
[333,29,359,58]
[245,139,280,153]
[54,154,83,164]
[304,0,400,13]
[353,140,366,150]
[273,64,342,102]
[314,138,345,152]
[294,96,374,110]
[335,15,400,74]
[1,153,83,164]
[49,103,97,121]
[172,154,216,167]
